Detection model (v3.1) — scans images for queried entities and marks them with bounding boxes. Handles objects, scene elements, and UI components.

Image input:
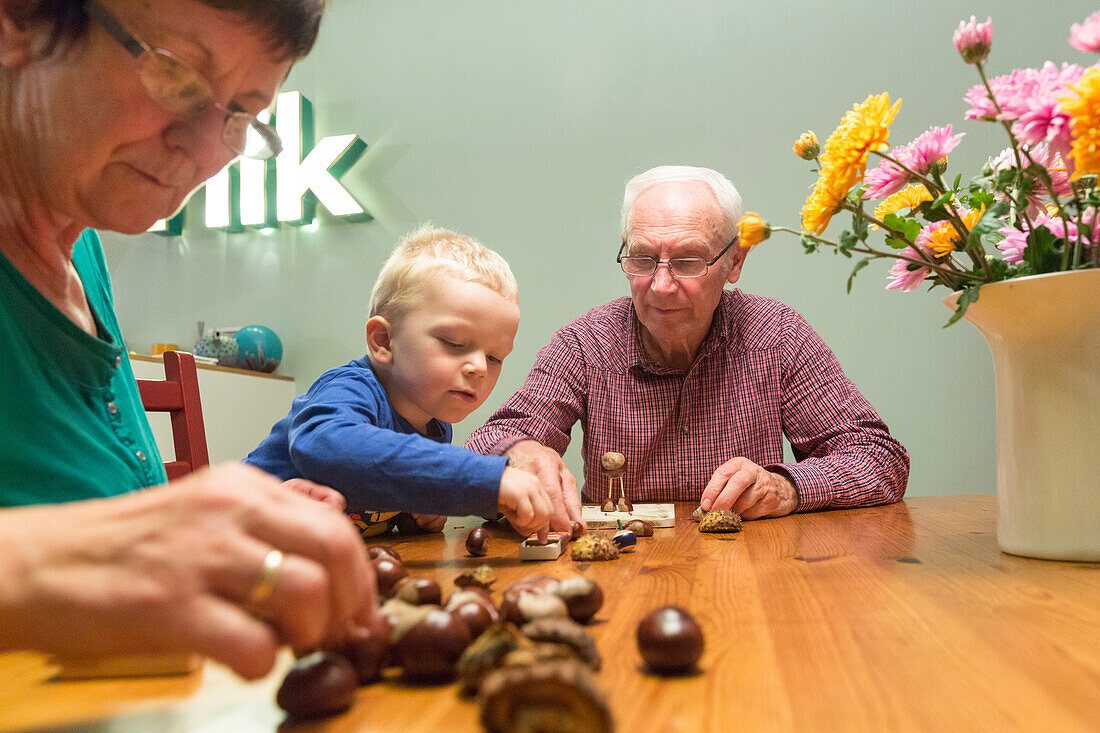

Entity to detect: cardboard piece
[581,503,676,529]
[54,654,200,679]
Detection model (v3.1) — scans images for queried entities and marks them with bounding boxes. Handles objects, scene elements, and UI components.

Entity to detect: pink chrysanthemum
[1070,11,1100,53]
[954,16,992,64]
[997,213,1086,264]
[862,125,964,200]
[987,144,1074,218]
[963,62,1085,160]
[885,247,934,292]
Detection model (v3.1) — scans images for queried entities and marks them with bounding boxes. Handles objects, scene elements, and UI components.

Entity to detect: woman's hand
[0,464,377,679]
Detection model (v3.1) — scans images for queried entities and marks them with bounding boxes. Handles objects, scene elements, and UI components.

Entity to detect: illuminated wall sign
[152,91,369,235]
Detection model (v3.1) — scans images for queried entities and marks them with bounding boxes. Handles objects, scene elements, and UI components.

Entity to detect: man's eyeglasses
[617,237,738,278]
[84,0,282,159]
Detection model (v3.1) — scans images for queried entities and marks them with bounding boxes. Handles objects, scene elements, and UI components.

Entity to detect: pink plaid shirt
[466,290,909,511]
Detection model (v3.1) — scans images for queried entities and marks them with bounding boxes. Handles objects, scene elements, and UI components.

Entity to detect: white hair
[619,165,743,245]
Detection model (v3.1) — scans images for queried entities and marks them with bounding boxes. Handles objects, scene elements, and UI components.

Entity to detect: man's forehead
[630,182,723,241]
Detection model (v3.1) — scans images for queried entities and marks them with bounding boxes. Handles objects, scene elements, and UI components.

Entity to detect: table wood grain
[2,495,1098,732]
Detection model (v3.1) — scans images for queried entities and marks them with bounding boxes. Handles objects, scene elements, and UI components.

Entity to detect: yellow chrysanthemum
[923,206,985,258]
[793,131,819,160]
[738,212,770,248]
[801,93,902,234]
[873,185,932,228]
[800,175,849,235]
[1061,67,1100,179]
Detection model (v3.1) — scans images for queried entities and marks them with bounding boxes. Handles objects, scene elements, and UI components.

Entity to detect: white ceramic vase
[946,268,1100,561]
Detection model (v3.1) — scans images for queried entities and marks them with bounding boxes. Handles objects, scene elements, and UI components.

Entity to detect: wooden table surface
[2,495,1098,732]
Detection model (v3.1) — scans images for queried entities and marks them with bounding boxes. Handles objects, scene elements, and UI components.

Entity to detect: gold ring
[249,549,283,604]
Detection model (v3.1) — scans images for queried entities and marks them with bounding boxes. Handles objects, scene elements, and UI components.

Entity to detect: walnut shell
[454,564,497,590]
[698,509,743,533]
[569,533,620,562]
[479,660,613,733]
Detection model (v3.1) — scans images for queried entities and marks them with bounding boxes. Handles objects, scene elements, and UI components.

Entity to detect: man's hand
[281,478,346,510]
[504,440,584,534]
[411,514,447,533]
[699,457,798,519]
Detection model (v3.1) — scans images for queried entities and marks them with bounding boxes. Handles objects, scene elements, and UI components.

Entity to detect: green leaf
[1022,225,1061,273]
[944,286,981,328]
[965,199,1009,251]
[838,230,859,257]
[882,213,922,243]
[953,173,962,189]
[846,257,871,293]
[800,234,820,254]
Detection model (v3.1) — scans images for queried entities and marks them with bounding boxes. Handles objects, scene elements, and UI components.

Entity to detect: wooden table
[2,495,1098,732]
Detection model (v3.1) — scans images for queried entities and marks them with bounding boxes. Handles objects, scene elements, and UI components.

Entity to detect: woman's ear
[0,8,37,68]
[365,315,395,364]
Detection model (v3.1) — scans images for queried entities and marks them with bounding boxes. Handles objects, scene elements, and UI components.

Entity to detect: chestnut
[636,606,704,674]
[450,599,496,639]
[325,618,392,684]
[624,519,653,537]
[276,651,357,719]
[555,576,604,624]
[571,521,586,539]
[600,498,616,512]
[372,556,409,599]
[393,577,442,606]
[617,497,633,512]
[367,545,401,562]
[500,590,569,626]
[392,608,473,681]
[466,527,490,557]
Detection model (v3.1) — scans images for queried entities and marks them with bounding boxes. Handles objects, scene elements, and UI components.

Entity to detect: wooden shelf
[130,353,294,382]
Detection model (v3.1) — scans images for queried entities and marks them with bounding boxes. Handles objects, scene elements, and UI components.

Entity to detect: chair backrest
[135,351,209,480]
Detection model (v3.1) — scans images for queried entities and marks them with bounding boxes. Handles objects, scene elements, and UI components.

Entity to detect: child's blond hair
[369,224,519,323]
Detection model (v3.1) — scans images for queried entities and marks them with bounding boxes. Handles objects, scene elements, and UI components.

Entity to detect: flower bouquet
[739,11,1100,326]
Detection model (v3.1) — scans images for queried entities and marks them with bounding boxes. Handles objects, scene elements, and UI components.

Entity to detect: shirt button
[136,450,147,462]
[107,402,119,415]
[114,355,122,368]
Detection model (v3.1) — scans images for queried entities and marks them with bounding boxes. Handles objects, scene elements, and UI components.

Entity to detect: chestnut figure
[555,576,604,624]
[372,556,409,598]
[636,606,704,675]
[326,619,392,685]
[367,545,401,562]
[393,577,442,606]
[466,527,490,557]
[393,609,473,682]
[276,651,357,720]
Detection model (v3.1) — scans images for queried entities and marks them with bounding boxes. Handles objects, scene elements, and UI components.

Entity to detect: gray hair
[619,165,743,245]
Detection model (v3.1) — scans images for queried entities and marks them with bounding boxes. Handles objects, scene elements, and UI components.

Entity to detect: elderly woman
[467,165,909,520]
[0,0,375,678]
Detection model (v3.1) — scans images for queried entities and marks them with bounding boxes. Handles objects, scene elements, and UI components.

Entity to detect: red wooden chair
[135,350,209,480]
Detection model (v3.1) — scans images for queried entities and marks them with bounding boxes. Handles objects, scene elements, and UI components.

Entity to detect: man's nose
[650,261,680,293]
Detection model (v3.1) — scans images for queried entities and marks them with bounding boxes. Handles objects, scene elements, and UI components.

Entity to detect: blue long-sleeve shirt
[245,356,506,519]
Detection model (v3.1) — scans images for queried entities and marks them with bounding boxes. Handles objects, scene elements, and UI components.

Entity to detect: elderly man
[466,165,909,520]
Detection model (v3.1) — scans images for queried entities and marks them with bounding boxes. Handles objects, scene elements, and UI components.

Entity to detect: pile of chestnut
[276,545,607,720]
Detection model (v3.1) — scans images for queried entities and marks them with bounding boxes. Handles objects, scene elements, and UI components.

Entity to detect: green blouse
[0,230,166,507]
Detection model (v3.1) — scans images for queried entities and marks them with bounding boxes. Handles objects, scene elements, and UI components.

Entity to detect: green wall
[102,0,1098,498]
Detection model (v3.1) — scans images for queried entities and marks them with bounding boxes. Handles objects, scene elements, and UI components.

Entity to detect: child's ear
[365,316,394,364]
[0,8,38,68]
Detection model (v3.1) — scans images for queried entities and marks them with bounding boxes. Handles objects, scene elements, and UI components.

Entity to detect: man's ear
[726,245,750,285]
[0,7,37,68]
[365,315,394,364]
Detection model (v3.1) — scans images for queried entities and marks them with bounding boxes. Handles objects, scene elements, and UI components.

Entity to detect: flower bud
[737,212,770,249]
[793,131,820,160]
[953,16,992,64]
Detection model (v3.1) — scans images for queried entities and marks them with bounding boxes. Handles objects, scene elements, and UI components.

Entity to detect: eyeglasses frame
[83,0,283,159]
[616,236,739,278]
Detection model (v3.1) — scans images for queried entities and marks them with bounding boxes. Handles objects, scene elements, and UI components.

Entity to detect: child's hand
[497,466,553,541]
[412,514,447,532]
[281,478,347,510]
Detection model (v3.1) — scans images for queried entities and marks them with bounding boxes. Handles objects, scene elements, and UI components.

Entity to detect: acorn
[636,606,704,674]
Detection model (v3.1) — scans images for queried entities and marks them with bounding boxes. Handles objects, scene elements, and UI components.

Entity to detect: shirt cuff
[488,434,531,457]
[766,462,833,512]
